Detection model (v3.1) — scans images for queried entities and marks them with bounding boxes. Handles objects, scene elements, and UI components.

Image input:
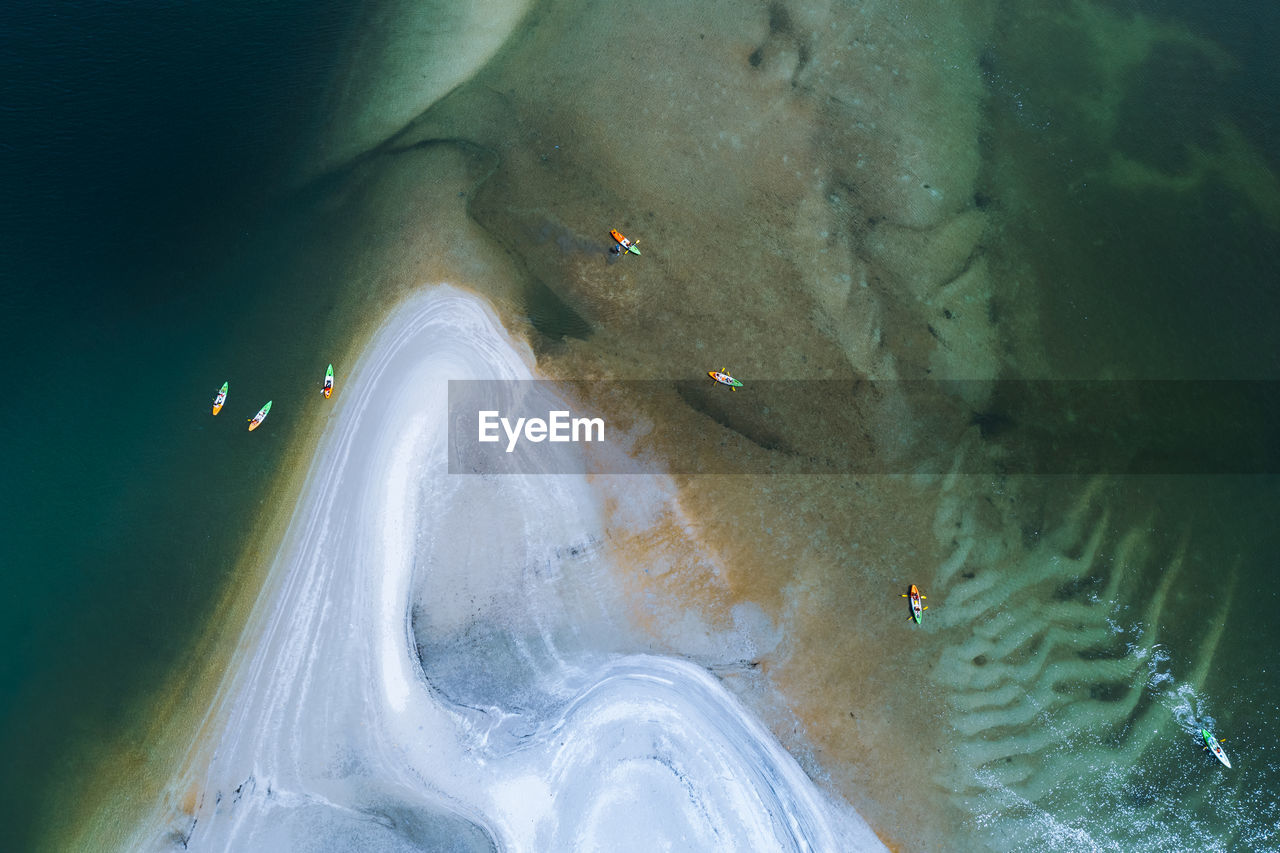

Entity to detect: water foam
[923,439,1253,849]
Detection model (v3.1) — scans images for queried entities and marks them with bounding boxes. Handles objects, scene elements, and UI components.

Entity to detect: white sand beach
[131,286,884,851]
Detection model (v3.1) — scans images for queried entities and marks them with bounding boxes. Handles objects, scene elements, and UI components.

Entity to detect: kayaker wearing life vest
[609,229,640,256]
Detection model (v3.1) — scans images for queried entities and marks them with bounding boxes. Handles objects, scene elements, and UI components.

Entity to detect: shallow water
[4,0,1279,849]
[949,5,1280,844]
[404,3,1280,847]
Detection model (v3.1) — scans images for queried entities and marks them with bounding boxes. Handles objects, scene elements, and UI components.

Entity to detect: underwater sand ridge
[299,0,536,181]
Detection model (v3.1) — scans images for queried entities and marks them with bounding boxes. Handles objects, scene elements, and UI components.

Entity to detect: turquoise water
[2,0,1278,850]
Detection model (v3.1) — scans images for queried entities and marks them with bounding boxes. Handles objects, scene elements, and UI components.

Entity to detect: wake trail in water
[923,451,1263,850]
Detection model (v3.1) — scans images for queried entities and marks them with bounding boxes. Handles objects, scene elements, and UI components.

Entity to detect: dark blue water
[0,2,359,846]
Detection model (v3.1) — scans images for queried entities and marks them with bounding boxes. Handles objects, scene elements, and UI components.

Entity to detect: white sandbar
[134,285,884,852]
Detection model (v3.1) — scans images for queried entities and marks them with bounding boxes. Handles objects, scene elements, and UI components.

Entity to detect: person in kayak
[609,229,638,256]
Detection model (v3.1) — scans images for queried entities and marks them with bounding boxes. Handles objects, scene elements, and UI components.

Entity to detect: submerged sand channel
[133,287,883,851]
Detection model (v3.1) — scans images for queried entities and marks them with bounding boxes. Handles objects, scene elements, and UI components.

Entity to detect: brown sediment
[402,0,1006,847]
[177,784,198,819]
[598,463,971,848]
[59,0,1020,848]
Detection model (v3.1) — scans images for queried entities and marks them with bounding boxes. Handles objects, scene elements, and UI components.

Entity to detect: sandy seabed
[105,0,1002,848]
[70,0,1273,849]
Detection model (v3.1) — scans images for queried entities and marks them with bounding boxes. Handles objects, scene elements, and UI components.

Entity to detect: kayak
[610,229,641,256]
[212,381,228,416]
[708,368,743,390]
[248,400,272,432]
[901,584,928,624]
[1202,729,1231,768]
[323,364,334,399]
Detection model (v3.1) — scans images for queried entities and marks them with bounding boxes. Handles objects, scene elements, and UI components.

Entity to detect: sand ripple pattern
[140,286,881,852]
[926,449,1234,850]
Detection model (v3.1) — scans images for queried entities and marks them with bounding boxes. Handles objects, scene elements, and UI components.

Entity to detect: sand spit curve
[133,286,884,852]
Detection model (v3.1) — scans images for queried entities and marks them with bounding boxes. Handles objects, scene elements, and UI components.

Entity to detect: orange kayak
[610,229,641,255]
[902,584,928,623]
